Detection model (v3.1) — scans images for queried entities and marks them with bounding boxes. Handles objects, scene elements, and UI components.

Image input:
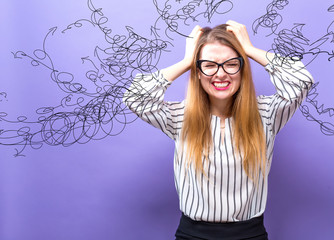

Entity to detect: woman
[123,20,313,240]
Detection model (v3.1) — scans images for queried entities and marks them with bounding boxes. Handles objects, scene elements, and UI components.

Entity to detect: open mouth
[212,81,230,90]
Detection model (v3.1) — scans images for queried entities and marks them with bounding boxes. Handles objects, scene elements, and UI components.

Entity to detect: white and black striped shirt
[123,57,313,222]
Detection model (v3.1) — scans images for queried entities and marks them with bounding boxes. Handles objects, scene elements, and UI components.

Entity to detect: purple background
[1,0,334,239]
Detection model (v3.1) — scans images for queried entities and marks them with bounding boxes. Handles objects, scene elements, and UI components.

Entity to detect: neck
[209,97,233,119]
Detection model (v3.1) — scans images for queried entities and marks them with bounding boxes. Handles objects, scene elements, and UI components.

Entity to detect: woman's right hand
[183,25,203,69]
[161,25,203,82]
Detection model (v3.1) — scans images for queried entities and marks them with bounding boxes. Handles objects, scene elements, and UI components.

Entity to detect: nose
[216,65,228,77]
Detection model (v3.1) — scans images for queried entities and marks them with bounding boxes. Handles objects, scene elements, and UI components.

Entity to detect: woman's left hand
[226,20,271,66]
[226,20,254,57]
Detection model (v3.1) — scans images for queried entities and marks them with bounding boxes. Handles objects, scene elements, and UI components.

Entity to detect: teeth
[213,82,229,88]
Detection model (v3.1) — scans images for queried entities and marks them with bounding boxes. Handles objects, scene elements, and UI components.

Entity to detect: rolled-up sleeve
[123,71,184,140]
[258,56,314,135]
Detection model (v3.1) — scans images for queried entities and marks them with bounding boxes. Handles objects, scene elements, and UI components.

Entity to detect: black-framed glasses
[196,57,244,76]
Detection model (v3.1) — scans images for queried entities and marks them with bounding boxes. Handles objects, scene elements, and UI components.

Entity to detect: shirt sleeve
[258,56,314,135]
[123,71,184,140]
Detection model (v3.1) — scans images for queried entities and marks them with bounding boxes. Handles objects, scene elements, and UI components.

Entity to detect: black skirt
[175,213,268,240]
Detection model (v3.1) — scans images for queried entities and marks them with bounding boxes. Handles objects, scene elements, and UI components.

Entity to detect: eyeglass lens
[199,58,242,76]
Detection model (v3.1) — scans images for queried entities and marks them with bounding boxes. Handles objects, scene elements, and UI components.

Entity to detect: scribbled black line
[252,0,289,36]
[12,27,90,96]
[153,0,233,39]
[306,82,334,117]
[1,0,171,156]
[0,92,8,102]
[255,2,334,62]
[269,24,312,63]
[328,4,334,12]
[3,0,333,158]
[1,0,237,156]
[300,105,334,136]
[258,3,334,136]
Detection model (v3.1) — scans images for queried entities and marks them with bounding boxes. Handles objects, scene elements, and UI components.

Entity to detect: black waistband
[175,213,267,240]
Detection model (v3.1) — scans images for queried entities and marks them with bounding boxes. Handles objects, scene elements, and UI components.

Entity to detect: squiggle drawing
[153,0,233,38]
[253,1,334,136]
[2,0,169,156]
[1,0,333,157]
[0,0,229,156]
[252,0,289,36]
[0,92,7,102]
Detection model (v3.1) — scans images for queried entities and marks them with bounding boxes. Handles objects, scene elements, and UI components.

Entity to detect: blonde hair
[181,24,266,180]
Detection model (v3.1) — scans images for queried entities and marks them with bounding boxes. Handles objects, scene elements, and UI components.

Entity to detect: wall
[1,0,333,239]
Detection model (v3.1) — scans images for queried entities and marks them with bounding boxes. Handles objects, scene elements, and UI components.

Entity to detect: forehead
[199,42,238,61]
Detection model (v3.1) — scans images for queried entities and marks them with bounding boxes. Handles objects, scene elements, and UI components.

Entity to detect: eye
[225,60,240,67]
[203,62,216,68]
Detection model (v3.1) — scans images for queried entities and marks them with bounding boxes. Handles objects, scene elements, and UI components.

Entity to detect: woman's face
[198,42,241,108]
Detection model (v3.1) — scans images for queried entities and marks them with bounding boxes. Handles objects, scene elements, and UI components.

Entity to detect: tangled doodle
[0,92,7,102]
[301,82,334,136]
[254,1,334,136]
[1,0,170,156]
[252,0,289,36]
[153,0,233,39]
[1,0,333,157]
[0,0,230,156]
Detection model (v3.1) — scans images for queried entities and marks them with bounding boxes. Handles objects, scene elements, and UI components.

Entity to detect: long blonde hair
[181,24,266,180]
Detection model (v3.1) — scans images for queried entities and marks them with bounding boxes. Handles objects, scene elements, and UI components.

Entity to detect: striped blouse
[123,56,313,222]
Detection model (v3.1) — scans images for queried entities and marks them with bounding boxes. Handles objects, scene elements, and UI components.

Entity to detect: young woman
[123,20,313,240]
